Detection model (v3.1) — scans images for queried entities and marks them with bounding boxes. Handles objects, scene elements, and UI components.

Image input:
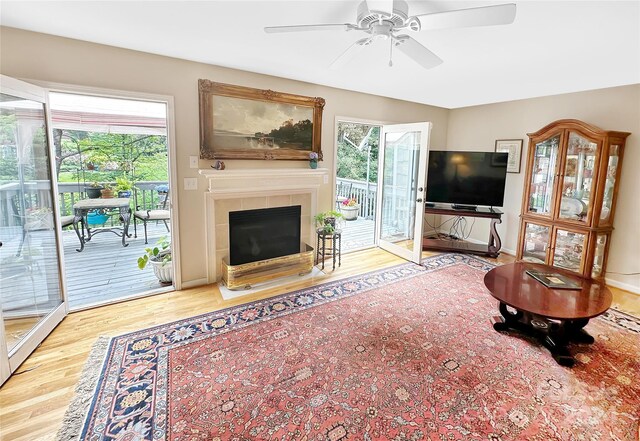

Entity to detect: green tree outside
[336,123,380,183]
[54,130,168,183]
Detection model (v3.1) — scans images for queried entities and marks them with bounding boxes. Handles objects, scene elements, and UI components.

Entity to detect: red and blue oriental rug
[60,254,640,441]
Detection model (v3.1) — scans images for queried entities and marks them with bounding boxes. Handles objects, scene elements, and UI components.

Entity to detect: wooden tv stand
[422,205,503,258]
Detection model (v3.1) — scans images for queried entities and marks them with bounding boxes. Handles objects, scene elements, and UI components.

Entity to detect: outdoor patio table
[72,198,132,252]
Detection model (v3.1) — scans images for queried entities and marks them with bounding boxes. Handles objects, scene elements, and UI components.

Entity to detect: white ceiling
[2,1,639,108]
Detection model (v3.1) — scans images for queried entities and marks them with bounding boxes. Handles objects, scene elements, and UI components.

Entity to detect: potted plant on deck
[138,236,172,284]
[115,177,134,198]
[340,197,360,221]
[85,181,104,199]
[100,184,115,198]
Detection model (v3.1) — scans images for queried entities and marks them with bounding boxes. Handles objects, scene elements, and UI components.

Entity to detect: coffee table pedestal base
[492,302,593,367]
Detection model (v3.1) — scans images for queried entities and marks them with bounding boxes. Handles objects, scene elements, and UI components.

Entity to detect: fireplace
[229,206,301,265]
[200,167,328,284]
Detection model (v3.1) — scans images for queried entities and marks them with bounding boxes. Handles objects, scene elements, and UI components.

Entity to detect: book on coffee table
[525,269,582,290]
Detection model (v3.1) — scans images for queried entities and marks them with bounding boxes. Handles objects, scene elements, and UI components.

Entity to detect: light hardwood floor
[0,249,637,441]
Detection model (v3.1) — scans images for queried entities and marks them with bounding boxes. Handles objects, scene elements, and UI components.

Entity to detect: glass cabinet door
[599,144,619,225]
[521,222,550,264]
[558,132,598,223]
[528,135,560,216]
[591,234,608,278]
[552,228,587,273]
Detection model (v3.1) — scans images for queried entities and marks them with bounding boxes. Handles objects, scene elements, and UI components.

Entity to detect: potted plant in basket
[85,181,104,199]
[340,197,359,221]
[138,236,172,284]
[115,177,134,198]
[100,184,115,198]
[314,210,344,234]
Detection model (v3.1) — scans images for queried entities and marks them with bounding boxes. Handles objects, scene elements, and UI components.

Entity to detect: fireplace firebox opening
[229,205,301,266]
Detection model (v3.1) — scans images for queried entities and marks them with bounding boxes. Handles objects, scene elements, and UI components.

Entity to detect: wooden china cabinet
[516,119,630,280]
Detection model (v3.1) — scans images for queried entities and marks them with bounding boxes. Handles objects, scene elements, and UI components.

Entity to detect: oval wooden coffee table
[484,262,612,367]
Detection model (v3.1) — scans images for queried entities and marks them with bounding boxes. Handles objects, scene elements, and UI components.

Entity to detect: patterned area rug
[63,254,640,441]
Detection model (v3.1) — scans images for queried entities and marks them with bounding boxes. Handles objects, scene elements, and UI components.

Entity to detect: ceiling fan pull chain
[389,38,393,67]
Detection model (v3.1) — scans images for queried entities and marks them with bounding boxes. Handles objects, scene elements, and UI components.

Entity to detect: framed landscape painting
[199,80,325,160]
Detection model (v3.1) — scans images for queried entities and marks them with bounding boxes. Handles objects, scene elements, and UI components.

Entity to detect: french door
[0,75,68,385]
[375,122,431,263]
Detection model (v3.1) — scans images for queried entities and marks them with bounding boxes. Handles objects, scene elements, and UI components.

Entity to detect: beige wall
[446,85,640,291]
[0,27,449,285]
[2,27,637,292]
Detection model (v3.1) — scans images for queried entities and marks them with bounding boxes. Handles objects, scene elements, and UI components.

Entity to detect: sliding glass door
[376,122,431,263]
[0,75,67,385]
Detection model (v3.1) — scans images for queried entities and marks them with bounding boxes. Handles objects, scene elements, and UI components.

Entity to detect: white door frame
[0,75,69,383]
[333,116,388,251]
[24,79,183,294]
[375,122,431,263]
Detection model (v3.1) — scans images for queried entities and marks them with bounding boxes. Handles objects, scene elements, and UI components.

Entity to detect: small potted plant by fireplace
[314,210,344,234]
[137,236,172,284]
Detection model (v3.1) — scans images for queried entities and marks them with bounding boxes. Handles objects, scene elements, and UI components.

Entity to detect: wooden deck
[341,217,375,252]
[62,222,172,309]
[0,222,172,314]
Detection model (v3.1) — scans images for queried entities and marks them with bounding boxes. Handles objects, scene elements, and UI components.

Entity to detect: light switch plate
[189,156,198,169]
[184,177,198,191]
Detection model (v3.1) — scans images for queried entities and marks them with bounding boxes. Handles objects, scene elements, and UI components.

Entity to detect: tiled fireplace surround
[200,168,329,283]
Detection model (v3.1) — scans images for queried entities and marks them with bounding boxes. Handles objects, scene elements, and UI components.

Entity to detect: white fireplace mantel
[199,168,329,195]
[199,168,329,283]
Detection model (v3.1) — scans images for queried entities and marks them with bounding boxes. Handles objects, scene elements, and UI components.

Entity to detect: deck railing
[0,180,168,228]
[336,177,414,236]
[336,177,377,219]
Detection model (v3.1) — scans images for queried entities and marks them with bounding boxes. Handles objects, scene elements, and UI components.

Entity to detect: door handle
[418,187,423,192]
[416,198,423,203]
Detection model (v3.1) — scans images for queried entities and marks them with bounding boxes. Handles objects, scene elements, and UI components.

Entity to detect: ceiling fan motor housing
[357,0,409,29]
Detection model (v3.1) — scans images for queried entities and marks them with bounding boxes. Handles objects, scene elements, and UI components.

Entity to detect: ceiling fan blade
[365,0,394,17]
[414,3,516,30]
[394,35,443,69]
[329,38,373,70]
[264,24,352,33]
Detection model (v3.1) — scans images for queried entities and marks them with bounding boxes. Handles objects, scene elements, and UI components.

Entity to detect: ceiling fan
[264,0,516,69]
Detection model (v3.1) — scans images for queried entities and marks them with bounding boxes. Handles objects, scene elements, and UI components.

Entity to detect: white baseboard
[180,278,209,290]
[605,278,640,295]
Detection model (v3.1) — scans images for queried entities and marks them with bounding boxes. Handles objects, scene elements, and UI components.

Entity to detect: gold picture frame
[199,80,325,160]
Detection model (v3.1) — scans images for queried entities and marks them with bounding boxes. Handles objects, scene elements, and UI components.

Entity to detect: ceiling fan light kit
[265,0,517,69]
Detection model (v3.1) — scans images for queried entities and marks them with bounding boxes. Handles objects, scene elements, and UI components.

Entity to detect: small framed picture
[495,139,523,173]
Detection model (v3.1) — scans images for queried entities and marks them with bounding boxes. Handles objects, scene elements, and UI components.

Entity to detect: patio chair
[133,187,170,244]
[60,215,74,229]
[335,182,352,209]
[9,195,68,256]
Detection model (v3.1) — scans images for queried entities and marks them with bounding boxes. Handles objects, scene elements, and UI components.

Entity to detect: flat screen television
[426,151,508,207]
